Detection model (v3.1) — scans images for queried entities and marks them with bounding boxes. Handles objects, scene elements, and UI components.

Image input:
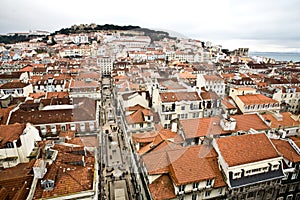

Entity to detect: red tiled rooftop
[0,160,35,200]
[222,97,237,109]
[216,133,280,167]
[70,79,99,88]
[160,92,200,102]
[142,141,182,174]
[231,113,269,132]
[0,82,29,89]
[33,144,95,199]
[271,139,300,163]
[168,146,217,185]
[148,175,176,200]
[262,112,300,129]
[201,91,219,100]
[203,74,223,81]
[237,94,278,105]
[0,123,26,148]
[180,117,228,139]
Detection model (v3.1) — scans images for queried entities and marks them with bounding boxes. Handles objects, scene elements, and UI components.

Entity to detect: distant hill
[52,24,141,35]
[0,24,177,44]
[52,24,176,42]
[0,34,42,44]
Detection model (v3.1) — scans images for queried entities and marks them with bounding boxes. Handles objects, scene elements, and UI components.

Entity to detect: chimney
[220,114,236,131]
[141,91,146,100]
[171,121,178,133]
[33,159,47,179]
[272,111,283,121]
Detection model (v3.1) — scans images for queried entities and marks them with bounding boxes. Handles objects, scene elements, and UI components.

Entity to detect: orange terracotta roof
[271,139,300,163]
[19,65,33,72]
[222,96,237,109]
[231,114,269,132]
[237,94,278,105]
[132,131,158,143]
[160,92,200,102]
[216,133,280,167]
[148,175,176,200]
[0,106,15,125]
[221,73,235,79]
[180,117,228,139]
[207,157,227,188]
[0,82,29,89]
[168,146,217,185]
[126,109,149,124]
[178,71,196,79]
[126,104,146,111]
[70,79,99,88]
[290,136,300,149]
[46,91,69,99]
[201,91,219,100]
[142,141,182,174]
[234,87,256,91]
[29,92,46,99]
[0,123,26,148]
[203,74,223,81]
[0,160,35,199]
[261,112,300,129]
[79,136,98,147]
[33,144,95,199]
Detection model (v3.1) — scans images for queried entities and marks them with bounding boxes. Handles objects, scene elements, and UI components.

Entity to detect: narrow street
[98,76,141,200]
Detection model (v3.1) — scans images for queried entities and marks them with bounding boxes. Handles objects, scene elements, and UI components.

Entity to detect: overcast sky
[1,0,300,52]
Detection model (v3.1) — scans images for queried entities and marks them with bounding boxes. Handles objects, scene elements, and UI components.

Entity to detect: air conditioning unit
[206,185,212,189]
[178,191,184,195]
[193,188,198,192]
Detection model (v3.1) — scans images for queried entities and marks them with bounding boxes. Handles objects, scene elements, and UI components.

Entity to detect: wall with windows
[0,124,41,168]
[159,99,203,129]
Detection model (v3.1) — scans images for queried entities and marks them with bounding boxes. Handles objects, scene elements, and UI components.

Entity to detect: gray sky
[1,0,300,52]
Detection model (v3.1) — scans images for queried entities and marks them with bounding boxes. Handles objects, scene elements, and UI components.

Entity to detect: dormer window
[270,161,280,171]
[178,185,185,193]
[272,164,279,171]
[42,180,54,190]
[233,172,242,179]
[193,182,199,190]
[6,142,14,148]
[206,179,213,186]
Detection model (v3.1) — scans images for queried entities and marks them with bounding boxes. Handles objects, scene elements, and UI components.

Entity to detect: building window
[6,142,14,148]
[164,124,170,129]
[292,172,298,179]
[247,192,255,198]
[181,106,185,110]
[193,112,199,118]
[179,185,185,192]
[205,191,211,197]
[218,188,223,194]
[287,195,293,200]
[289,184,296,192]
[295,193,300,200]
[279,185,286,194]
[165,114,172,120]
[192,194,197,200]
[271,164,279,171]
[206,179,213,186]
[193,182,199,190]
[61,125,66,131]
